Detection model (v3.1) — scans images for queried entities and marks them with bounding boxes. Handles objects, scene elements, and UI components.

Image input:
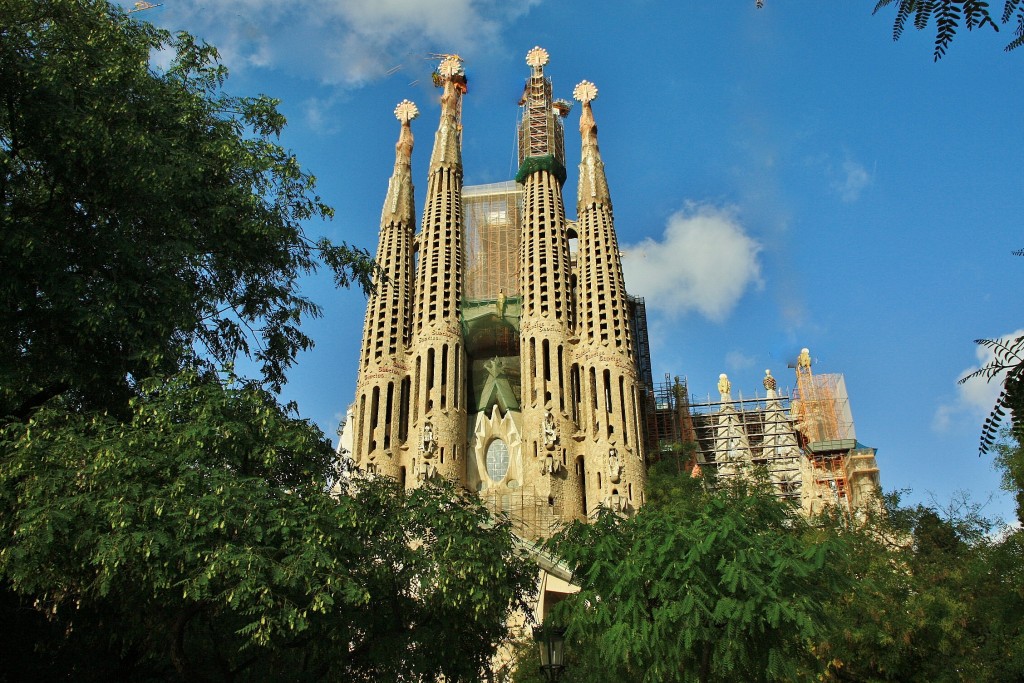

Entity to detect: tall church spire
[575,81,610,207]
[409,56,469,483]
[515,47,578,517]
[352,101,419,477]
[572,80,646,512]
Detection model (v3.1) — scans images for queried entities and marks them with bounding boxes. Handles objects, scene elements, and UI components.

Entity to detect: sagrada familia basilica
[337,48,881,536]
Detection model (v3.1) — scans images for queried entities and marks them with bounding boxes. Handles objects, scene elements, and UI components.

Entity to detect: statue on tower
[797,347,812,374]
[763,369,778,398]
[718,373,732,402]
[496,288,507,319]
[608,447,622,484]
[543,409,558,450]
[421,420,437,458]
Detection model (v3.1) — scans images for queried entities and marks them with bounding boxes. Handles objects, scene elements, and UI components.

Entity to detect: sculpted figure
[718,373,731,401]
[421,420,437,457]
[543,409,558,449]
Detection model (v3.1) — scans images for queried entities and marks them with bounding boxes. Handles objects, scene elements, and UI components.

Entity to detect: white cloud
[933,329,1024,433]
[149,0,539,86]
[621,202,763,322]
[830,158,871,203]
[725,351,756,373]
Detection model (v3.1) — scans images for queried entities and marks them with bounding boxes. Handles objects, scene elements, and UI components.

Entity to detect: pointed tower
[515,47,580,517]
[343,50,652,534]
[572,80,647,513]
[408,56,469,484]
[352,101,419,480]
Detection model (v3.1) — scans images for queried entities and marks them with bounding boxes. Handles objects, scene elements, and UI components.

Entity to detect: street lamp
[533,625,566,682]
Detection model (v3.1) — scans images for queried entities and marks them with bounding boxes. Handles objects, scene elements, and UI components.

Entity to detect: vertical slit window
[619,375,628,445]
[557,345,565,412]
[384,382,394,450]
[369,387,380,450]
[426,348,435,412]
[440,344,448,409]
[453,344,461,409]
[399,376,411,443]
[413,356,421,423]
[603,369,613,414]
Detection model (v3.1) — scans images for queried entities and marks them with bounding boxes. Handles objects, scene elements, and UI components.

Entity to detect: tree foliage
[0,372,535,680]
[875,0,1024,59]
[959,331,1024,455]
[1,0,375,421]
[511,464,1024,683]
[0,2,532,679]
[815,494,1024,682]
[539,475,849,683]
[754,1,1024,60]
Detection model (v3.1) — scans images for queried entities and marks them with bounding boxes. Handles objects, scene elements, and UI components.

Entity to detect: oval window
[485,439,510,481]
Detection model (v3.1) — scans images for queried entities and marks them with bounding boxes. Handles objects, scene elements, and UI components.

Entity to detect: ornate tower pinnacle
[353,100,419,475]
[429,56,466,172]
[574,80,610,207]
[408,54,470,483]
[381,100,418,226]
[517,46,566,175]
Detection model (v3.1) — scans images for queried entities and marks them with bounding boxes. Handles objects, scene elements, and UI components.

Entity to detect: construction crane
[128,1,162,13]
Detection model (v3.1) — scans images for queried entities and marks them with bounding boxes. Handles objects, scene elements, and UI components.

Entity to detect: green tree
[0,372,535,680]
[753,1,1024,60]
[872,0,1024,60]
[1,0,374,421]
[994,430,1024,520]
[0,1,533,679]
[816,494,1024,682]
[536,474,850,683]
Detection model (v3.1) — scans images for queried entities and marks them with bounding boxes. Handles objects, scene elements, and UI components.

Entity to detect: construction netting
[462,181,522,302]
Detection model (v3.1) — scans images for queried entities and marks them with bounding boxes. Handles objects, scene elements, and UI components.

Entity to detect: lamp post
[533,625,566,682]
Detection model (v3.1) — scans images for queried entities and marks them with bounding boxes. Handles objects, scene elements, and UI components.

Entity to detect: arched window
[486,439,510,481]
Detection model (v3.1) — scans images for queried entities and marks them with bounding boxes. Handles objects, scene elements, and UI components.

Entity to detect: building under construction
[648,348,881,516]
[342,49,649,542]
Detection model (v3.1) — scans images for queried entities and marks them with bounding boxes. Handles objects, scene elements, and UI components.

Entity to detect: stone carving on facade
[421,420,437,458]
[604,490,628,514]
[416,459,435,482]
[608,447,622,484]
[797,347,812,373]
[496,289,507,319]
[543,409,558,450]
[718,373,732,401]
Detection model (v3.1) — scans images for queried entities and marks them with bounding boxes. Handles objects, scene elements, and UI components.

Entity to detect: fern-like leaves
[872,0,1024,58]
[958,334,1024,454]
[934,2,961,59]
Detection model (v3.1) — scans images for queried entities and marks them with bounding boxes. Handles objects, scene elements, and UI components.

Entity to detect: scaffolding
[646,375,697,461]
[462,182,523,302]
[793,364,857,513]
[518,75,565,165]
[688,391,804,500]
[479,483,566,542]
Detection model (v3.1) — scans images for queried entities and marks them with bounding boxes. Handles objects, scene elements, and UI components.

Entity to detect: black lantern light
[533,625,566,682]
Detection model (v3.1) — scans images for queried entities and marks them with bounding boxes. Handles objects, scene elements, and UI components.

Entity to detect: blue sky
[127,1,1023,522]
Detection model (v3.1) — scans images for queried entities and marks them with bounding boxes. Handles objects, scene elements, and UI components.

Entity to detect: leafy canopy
[539,475,849,683]
[0,372,535,680]
[0,2,532,680]
[0,0,374,422]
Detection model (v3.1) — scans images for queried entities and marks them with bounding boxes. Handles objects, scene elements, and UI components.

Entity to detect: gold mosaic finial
[525,46,549,74]
[573,80,598,104]
[394,99,419,123]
